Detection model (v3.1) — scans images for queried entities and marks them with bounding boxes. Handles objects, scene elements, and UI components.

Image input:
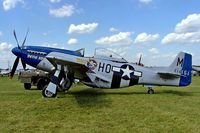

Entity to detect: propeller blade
[13,30,20,49]
[21,28,29,48]
[21,59,26,70]
[139,54,142,64]
[9,57,19,79]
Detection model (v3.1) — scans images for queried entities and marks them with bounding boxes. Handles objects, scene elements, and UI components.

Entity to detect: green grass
[0,76,200,133]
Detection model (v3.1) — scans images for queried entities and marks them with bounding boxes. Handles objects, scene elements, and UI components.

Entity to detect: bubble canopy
[94,48,127,63]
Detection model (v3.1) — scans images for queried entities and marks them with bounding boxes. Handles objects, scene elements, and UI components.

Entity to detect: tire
[37,78,48,90]
[24,83,31,90]
[42,88,57,98]
[148,89,154,94]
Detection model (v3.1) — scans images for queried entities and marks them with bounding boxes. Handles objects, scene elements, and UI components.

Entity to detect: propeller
[13,30,20,49]
[10,29,29,79]
[10,57,19,78]
[136,54,144,67]
[21,60,26,70]
[138,54,142,65]
[22,28,29,49]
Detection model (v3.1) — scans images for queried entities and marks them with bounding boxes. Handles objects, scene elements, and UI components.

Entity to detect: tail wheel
[148,89,154,94]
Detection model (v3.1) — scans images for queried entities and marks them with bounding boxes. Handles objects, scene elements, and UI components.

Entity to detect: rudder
[169,52,192,86]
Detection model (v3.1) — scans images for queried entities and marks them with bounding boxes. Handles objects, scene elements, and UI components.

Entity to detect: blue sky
[0,0,200,68]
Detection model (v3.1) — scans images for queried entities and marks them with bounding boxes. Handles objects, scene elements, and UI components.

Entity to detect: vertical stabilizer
[169,52,192,86]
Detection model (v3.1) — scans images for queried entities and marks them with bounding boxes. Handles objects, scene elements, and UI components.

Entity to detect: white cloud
[162,32,200,44]
[108,46,129,56]
[0,42,15,68]
[42,31,52,36]
[47,43,59,48]
[41,42,60,48]
[68,38,78,45]
[149,48,159,54]
[134,32,159,44]
[95,32,133,45]
[68,23,98,34]
[175,14,200,33]
[109,27,118,32]
[162,13,200,44]
[3,0,23,11]
[42,33,48,36]
[0,42,12,51]
[149,53,176,64]
[50,0,61,3]
[49,4,75,17]
[139,0,152,4]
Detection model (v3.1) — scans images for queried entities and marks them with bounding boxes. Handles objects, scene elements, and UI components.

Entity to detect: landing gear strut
[147,88,154,94]
[42,65,73,98]
[59,74,73,92]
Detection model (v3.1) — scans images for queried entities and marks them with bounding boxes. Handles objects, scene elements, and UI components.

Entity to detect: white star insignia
[121,66,133,78]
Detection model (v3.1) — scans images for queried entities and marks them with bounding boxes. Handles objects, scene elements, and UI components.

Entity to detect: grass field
[0,76,200,133]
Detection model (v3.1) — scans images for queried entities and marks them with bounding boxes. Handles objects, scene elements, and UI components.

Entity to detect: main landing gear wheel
[147,88,154,94]
[42,88,57,98]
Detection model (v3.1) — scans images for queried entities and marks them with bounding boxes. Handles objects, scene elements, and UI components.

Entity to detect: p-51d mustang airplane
[10,30,192,98]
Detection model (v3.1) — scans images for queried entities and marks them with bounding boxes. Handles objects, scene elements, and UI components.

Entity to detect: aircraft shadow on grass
[56,87,196,107]
[68,87,194,96]
[58,88,112,107]
[29,85,197,97]
[156,90,194,96]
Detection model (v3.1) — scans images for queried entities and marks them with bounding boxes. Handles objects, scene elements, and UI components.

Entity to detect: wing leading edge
[46,52,89,73]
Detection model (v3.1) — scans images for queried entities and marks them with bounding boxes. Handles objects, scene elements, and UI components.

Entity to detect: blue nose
[12,47,21,57]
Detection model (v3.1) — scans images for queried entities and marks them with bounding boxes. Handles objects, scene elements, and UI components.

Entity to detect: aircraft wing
[46,52,89,73]
[192,65,200,72]
[157,71,181,79]
[87,72,110,83]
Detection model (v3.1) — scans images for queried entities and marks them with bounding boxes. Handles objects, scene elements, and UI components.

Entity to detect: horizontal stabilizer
[157,52,192,86]
[75,48,85,57]
[157,72,181,79]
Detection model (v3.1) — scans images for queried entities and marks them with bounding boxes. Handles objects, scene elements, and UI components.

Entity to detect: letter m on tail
[177,57,183,67]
